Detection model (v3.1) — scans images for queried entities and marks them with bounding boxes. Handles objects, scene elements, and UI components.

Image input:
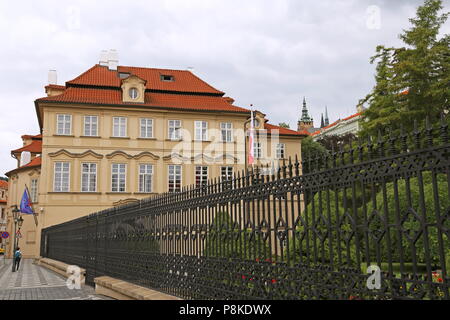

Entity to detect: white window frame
[56,114,72,136]
[195,166,208,187]
[30,179,39,203]
[221,166,233,181]
[220,122,233,142]
[254,141,262,159]
[111,163,127,192]
[168,120,182,140]
[129,87,139,100]
[84,115,98,137]
[53,162,70,192]
[276,143,286,159]
[168,165,182,193]
[81,163,97,192]
[113,117,127,137]
[139,164,153,193]
[140,118,154,138]
[195,121,208,141]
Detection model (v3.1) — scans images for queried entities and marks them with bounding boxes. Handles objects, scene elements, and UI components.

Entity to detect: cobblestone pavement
[0,258,112,300]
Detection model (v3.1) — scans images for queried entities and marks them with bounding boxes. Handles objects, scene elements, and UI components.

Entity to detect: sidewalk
[0,258,112,300]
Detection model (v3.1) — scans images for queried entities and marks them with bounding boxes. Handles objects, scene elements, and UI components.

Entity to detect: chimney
[20,151,31,167]
[99,50,109,66]
[108,49,119,71]
[48,70,57,85]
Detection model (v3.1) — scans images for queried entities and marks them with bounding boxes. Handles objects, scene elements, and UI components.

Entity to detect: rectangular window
[168,165,182,193]
[254,142,262,159]
[139,164,153,193]
[140,118,154,138]
[111,164,126,192]
[220,122,233,142]
[54,162,70,192]
[195,121,208,141]
[161,75,174,82]
[30,179,39,203]
[221,166,233,181]
[195,166,208,187]
[168,120,181,140]
[113,117,127,137]
[81,163,97,192]
[84,116,98,136]
[276,143,286,159]
[56,114,72,135]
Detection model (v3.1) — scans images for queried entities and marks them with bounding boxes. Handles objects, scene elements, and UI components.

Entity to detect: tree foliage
[360,0,450,137]
[301,136,329,161]
[278,122,290,129]
[204,211,271,260]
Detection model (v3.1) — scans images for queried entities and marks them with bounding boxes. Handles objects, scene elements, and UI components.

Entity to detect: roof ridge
[66,64,101,84]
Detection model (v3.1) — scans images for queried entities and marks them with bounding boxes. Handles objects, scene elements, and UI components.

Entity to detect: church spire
[298,97,314,132]
[324,106,329,126]
[300,97,312,122]
[320,113,325,128]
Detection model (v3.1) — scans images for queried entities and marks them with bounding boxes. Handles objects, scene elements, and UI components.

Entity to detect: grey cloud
[0,0,449,176]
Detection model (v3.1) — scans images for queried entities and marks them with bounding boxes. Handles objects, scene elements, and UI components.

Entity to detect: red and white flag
[248,110,255,165]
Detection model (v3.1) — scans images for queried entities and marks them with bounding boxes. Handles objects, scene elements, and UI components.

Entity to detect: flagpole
[251,110,255,170]
[24,184,38,226]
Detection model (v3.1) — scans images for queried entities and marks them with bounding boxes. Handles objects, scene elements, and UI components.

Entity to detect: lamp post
[11,205,23,272]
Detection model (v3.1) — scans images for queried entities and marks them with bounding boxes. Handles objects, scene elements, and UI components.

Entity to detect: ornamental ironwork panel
[41,118,450,300]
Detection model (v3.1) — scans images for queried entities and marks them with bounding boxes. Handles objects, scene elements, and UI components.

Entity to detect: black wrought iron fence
[41,117,450,300]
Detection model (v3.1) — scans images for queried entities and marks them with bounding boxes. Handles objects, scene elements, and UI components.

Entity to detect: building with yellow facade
[4,52,308,258]
[0,179,8,251]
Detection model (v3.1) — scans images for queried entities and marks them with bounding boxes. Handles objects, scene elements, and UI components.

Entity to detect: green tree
[288,189,358,266]
[278,122,290,129]
[301,137,329,162]
[204,211,271,260]
[366,172,449,266]
[360,0,449,137]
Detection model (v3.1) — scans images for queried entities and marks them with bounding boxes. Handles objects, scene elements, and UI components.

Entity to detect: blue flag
[20,187,34,214]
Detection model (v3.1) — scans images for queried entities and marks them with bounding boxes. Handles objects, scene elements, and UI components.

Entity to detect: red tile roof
[0,180,8,189]
[67,64,224,95]
[45,84,66,90]
[21,134,42,140]
[264,123,309,137]
[12,139,43,154]
[36,87,250,113]
[342,112,361,122]
[5,157,41,177]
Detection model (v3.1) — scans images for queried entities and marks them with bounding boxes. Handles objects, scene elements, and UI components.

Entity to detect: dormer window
[160,75,174,82]
[129,87,139,100]
[121,75,146,104]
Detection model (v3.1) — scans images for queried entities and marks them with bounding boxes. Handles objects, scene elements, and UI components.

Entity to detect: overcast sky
[0,0,449,177]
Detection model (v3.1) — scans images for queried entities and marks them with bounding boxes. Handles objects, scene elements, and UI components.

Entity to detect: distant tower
[324,106,330,127]
[297,97,314,132]
[320,113,325,128]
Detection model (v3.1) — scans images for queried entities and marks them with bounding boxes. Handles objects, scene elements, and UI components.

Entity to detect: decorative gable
[121,75,146,104]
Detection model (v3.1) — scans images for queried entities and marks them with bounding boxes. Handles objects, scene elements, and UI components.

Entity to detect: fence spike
[288,156,293,177]
[413,119,421,149]
[425,115,434,147]
[440,112,448,145]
